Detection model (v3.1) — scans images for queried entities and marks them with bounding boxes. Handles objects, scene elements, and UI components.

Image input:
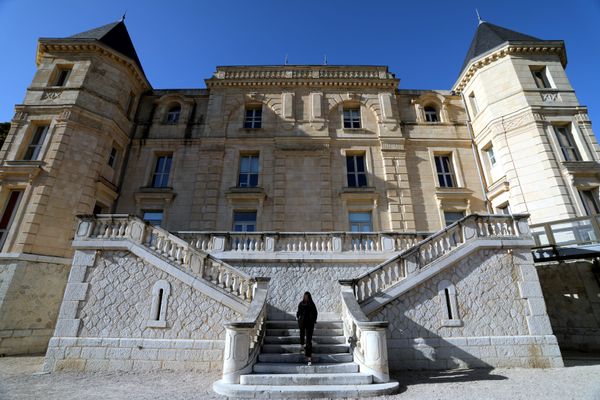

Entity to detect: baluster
[246,282,253,301]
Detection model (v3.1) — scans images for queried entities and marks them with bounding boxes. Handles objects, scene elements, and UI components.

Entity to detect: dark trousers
[299,322,315,357]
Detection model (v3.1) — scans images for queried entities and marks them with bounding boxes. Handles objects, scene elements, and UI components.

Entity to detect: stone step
[258,353,353,363]
[266,328,344,337]
[240,373,373,386]
[262,344,350,354]
[266,320,343,329]
[253,362,359,374]
[213,380,400,398]
[264,335,347,344]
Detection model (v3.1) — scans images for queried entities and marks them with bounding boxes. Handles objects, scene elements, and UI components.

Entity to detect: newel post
[360,324,390,383]
[222,326,252,384]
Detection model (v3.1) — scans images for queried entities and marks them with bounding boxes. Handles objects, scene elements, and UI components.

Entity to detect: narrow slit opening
[156,288,164,321]
[444,288,453,319]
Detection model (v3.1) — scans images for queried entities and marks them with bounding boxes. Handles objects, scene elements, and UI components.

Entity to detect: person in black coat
[296,291,318,365]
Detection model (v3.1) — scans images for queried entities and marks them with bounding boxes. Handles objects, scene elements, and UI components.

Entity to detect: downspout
[459,92,492,213]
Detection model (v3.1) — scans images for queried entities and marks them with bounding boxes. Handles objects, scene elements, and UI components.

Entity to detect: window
[530,66,552,89]
[0,190,23,250]
[554,126,581,161]
[438,280,461,327]
[126,91,136,117]
[151,155,172,188]
[579,190,600,216]
[143,210,164,226]
[434,155,456,188]
[233,211,257,232]
[166,104,181,124]
[469,92,478,116]
[244,106,262,129]
[238,154,259,188]
[53,67,71,87]
[343,107,361,129]
[496,203,511,215]
[147,280,170,328]
[444,211,465,227]
[23,125,49,161]
[346,154,367,187]
[108,147,118,168]
[485,146,496,167]
[349,212,372,232]
[424,106,439,122]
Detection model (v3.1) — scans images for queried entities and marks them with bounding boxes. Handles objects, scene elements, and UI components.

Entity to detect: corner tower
[454,20,600,224]
[0,20,150,355]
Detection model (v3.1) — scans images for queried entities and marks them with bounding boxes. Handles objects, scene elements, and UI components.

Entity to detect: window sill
[342,186,376,193]
[342,128,366,133]
[226,187,266,204]
[0,161,45,181]
[134,188,176,207]
[239,127,263,132]
[147,320,167,328]
[441,319,463,327]
[434,187,473,201]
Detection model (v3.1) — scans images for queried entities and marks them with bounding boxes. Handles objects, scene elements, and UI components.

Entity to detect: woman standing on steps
[296,291,318,366]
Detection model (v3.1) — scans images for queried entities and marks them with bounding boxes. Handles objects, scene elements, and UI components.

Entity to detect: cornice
[453,42,566,94]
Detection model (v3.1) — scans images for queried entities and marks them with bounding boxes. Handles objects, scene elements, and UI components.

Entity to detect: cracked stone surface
[78,251,240,339]
[371,249,529,338]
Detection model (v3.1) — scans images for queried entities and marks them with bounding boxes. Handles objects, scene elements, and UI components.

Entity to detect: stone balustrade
[339,280,390,383]
[177,231,428,260]
[353,214,531,303]
[74,214,256,303]
[221,278,270,384]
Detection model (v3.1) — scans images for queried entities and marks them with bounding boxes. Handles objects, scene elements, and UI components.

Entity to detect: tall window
[108,147,118,168]
[233,211,257,232]
[346,154,367,187]
[496,203,511,215]
[23,125,49,161]
[151,155,172,188]
[434,155,456,188]
[349,212,372,232]
[554,126,581,161]
[53,67,71,87]
[238,154,259,188]
[244,106,262,129]
[126,91,136,117]
[485,146,496,167]
[343,107,361,129]
[530,66,552,89]
[0,190,23,249]
[166,105,181,124]
[424,106,439,122]
[469,92,478,116]
[579,190,600,216]
[143,210,164,226]
[444,211,465,227]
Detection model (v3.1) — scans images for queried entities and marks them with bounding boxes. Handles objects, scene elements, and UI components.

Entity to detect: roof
[67,20,144,74]
[460,21,542,74]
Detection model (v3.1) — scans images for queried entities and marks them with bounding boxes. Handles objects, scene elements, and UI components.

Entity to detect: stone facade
[537,260,600,351]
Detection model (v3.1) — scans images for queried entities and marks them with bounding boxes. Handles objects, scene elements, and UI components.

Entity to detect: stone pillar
[222,327,252,384]
[360,326,390,383]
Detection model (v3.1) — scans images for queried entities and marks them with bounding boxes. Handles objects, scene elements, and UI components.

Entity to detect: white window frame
[424,106,439,123]
[151,154,173,188]
[166,105,181,124]
[343,107,362,129]
[578,189,600,216]
[348,211,373,232]
[244,106,262,129]
[553,125,581,162]
[434,154,457,188]
[22,125,50,161]
[233,211,257,232]
[346,153,368,188]
[238,154,260,188]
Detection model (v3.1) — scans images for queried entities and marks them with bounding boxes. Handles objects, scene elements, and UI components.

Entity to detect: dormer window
[343,107,361,129]
[244,106,262,129]
[166,105,181,124]
[424,106,439,122]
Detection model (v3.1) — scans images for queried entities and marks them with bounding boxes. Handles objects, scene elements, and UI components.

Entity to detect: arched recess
[326,94,382,134]
[155,94,194,125]
[223,93,281,133]
[412,92,449,123]
[147,280,171,328]
[437,279,462,327]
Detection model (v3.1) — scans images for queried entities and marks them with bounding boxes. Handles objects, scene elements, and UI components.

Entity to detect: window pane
[249,174,258,187]
[357,174,367,187]
[240,157,250,172]
[355,156,365,172]
[349,212,371,223]
[346,156,355,172]
[347,174,356,187]
[444,211,465,227]
[143,211,163,226]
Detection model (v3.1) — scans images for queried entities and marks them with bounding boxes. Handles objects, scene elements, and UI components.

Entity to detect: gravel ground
[1,355,599,400]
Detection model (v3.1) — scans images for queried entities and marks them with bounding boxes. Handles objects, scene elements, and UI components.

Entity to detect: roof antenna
[284,54,288,65]
[121,11,127,22]
[476,9,484,24]
[323,54,328,65]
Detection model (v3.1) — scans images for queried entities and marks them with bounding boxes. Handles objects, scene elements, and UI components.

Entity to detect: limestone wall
[0,258,69,355]
[44,250,241,372]
[369,249,563,369]
[537,260,600,351]
[234,262,375,319]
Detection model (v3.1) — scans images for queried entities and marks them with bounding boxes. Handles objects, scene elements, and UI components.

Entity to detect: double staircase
[213,319,399,398]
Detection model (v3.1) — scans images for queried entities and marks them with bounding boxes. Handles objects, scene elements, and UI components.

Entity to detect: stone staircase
[213,319,399,398]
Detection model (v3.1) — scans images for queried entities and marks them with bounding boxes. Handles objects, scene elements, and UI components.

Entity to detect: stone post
[222,326,252,384]
[360,325,390,383]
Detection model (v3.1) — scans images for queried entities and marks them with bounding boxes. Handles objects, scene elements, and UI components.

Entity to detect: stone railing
[212,67,394,80]
[353,214,531,303]
[74,215,256,303]
[221,278,270,384]
[339,280,390,383]
[177,231,428,258]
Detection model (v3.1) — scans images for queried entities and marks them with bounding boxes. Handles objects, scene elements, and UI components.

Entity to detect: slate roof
[67,20,144,74]
[460,21,542,74]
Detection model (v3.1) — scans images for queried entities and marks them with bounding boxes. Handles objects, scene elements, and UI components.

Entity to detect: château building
[0,17,599,397]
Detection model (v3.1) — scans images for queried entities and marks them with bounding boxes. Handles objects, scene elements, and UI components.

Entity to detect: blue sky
[1,0,599,130]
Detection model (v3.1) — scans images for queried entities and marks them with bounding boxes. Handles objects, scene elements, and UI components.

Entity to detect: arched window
[166,104,181,124]
[147,280,170,328]
[424,106,439,122]
[437,280,462,327]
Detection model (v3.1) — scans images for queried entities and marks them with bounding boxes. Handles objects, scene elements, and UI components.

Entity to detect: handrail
[221,278,270,384]
[74,214,256,303]
[352,213,531,303]
[339,280,390,383]
[530,213,600,248]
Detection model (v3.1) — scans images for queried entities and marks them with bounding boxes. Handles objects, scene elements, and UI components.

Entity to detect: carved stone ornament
[41,90,62,100]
